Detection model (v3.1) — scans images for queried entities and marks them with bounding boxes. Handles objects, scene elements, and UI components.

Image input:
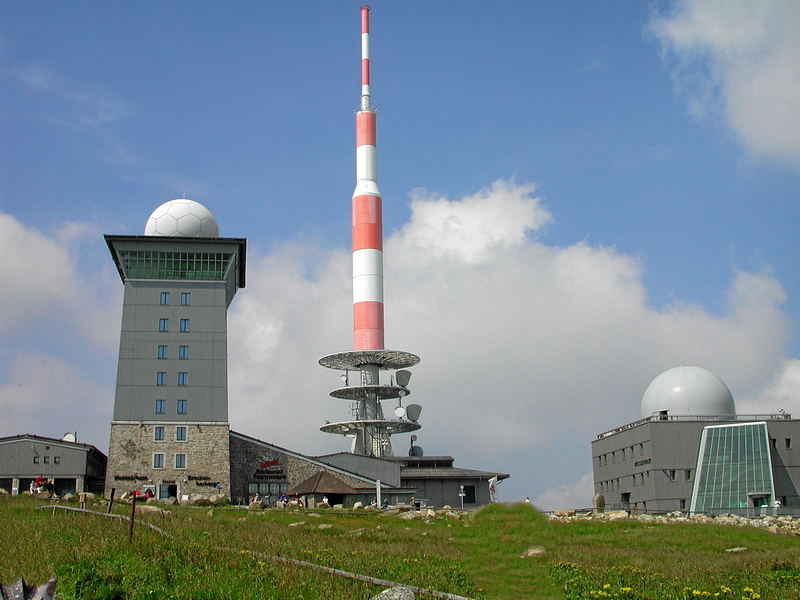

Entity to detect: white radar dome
[144,199,219,238]
[640,366,735,418]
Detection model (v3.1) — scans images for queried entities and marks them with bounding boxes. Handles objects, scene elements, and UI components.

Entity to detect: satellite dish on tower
[394,406,406,418]
[405,404,422,422]
[62,432,77,442]
[396,370,411,387]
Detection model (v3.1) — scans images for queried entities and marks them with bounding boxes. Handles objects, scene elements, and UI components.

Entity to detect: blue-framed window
[154,426,165,441]
[179,345,189,359]
[177,372,188,386]
[155,399,165,414]
[180,318,190,332]
[177,399,187,414]
[181,292,190,306]
[157,345,168,359]
[159,318,168,332]
[153,453,165,469]
[175,426,187,441]
[156,372,166,386]
[160,292,170,305]
[175,453,187,469]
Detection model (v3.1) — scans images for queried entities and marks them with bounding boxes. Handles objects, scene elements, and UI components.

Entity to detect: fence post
[128,494,137,543]
[107,488,115,514]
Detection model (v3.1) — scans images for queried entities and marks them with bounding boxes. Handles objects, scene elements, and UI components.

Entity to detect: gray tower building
[104,199,245,500]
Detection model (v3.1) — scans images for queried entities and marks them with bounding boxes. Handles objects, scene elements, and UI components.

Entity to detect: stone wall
[105,423,230,498]
[229,435,370,504]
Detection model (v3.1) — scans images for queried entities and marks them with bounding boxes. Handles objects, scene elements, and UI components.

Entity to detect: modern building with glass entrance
[592,366,799,514]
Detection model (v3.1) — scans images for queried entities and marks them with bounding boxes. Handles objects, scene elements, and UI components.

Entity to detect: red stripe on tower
[352,5,384,350]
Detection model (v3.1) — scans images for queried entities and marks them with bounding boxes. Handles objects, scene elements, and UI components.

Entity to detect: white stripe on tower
[353,5,384,350]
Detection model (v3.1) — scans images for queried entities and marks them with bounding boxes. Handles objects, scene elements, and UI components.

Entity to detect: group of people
[30,475,56,498]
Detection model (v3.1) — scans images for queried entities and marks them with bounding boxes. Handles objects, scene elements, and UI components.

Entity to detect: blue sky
[2,1,798,507]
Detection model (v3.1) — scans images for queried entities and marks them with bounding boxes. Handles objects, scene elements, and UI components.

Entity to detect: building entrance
[160,484,177,500]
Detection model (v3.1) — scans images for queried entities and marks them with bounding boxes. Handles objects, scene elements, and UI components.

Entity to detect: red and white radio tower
[320,6,423,458]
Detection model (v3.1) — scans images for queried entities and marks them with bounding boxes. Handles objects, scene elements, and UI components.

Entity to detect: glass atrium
[690,422,775,515]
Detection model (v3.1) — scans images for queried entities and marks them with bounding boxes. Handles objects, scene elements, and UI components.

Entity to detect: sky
[1,0,798,509]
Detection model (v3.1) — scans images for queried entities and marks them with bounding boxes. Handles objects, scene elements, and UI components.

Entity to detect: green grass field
[1,496,799,599]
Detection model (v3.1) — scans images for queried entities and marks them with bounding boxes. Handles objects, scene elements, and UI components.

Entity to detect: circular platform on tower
[319,350,420,371]
[320,419,421,435]
[329,385,411,400]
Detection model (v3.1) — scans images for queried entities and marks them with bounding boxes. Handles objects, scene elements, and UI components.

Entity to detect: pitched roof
[287,471,358,496]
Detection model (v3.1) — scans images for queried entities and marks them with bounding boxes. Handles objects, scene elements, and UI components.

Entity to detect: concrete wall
[401,477,490,508]
[113,280,229,423]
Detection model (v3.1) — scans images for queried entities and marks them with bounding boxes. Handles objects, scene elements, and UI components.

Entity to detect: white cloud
[0,353,111,449]
[225,180,795,499]
[648,0,800,167]
[533,472,595,511]
[0,212,121,349]
[737,359,800,417]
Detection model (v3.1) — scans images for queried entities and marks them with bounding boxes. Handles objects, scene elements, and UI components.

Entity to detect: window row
[159,292,191,306]
[597,443,647,466]
[119,250,233,281]
[158,318,190,332]
[666,469,693,482]
[32,456,60,464]
[598,471,651,492]
[156,372,188,386]
[155,399,188,414]
[154,426,188,442]
[153,453,187,469]
[769,437,793,450]
[157,345,189,359]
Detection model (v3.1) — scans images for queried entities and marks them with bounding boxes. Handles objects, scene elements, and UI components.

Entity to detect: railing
[596,413,792,439]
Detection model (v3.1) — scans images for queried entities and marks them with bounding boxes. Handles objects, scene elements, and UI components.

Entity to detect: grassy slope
[2,497,799,599]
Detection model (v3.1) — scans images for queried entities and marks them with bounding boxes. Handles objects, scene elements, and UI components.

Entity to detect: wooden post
[107,488,115,514]
[128,494,137,543]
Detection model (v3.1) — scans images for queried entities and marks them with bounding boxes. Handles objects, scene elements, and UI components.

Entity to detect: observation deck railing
[596,413,792,440]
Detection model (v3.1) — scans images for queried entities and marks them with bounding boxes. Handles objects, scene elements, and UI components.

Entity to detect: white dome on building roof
[640,365,735,418]
[144,199,219,238]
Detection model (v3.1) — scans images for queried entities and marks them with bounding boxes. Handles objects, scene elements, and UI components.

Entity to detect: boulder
[353,502,364,510]
[725,547,748,553]
[136,505,168,516]
[248,501,263,510]
[521,546,547,558]
[442,505,452,511]
[288,521,305,527]
[165,497,178,505]
[637,514,656,523]
[62,493,75,502]
[445,511,461,520]
[318,523,333,529]
[554,509,576,517]
[364,504,377,511]
[606,510,629,522]
[425,509,436,519]
[371,586,415,600]
[209,494,229,506]
[333,504,343,510]
[691,514,713,524]
[317,502,330,509]
[190,497,213,506]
